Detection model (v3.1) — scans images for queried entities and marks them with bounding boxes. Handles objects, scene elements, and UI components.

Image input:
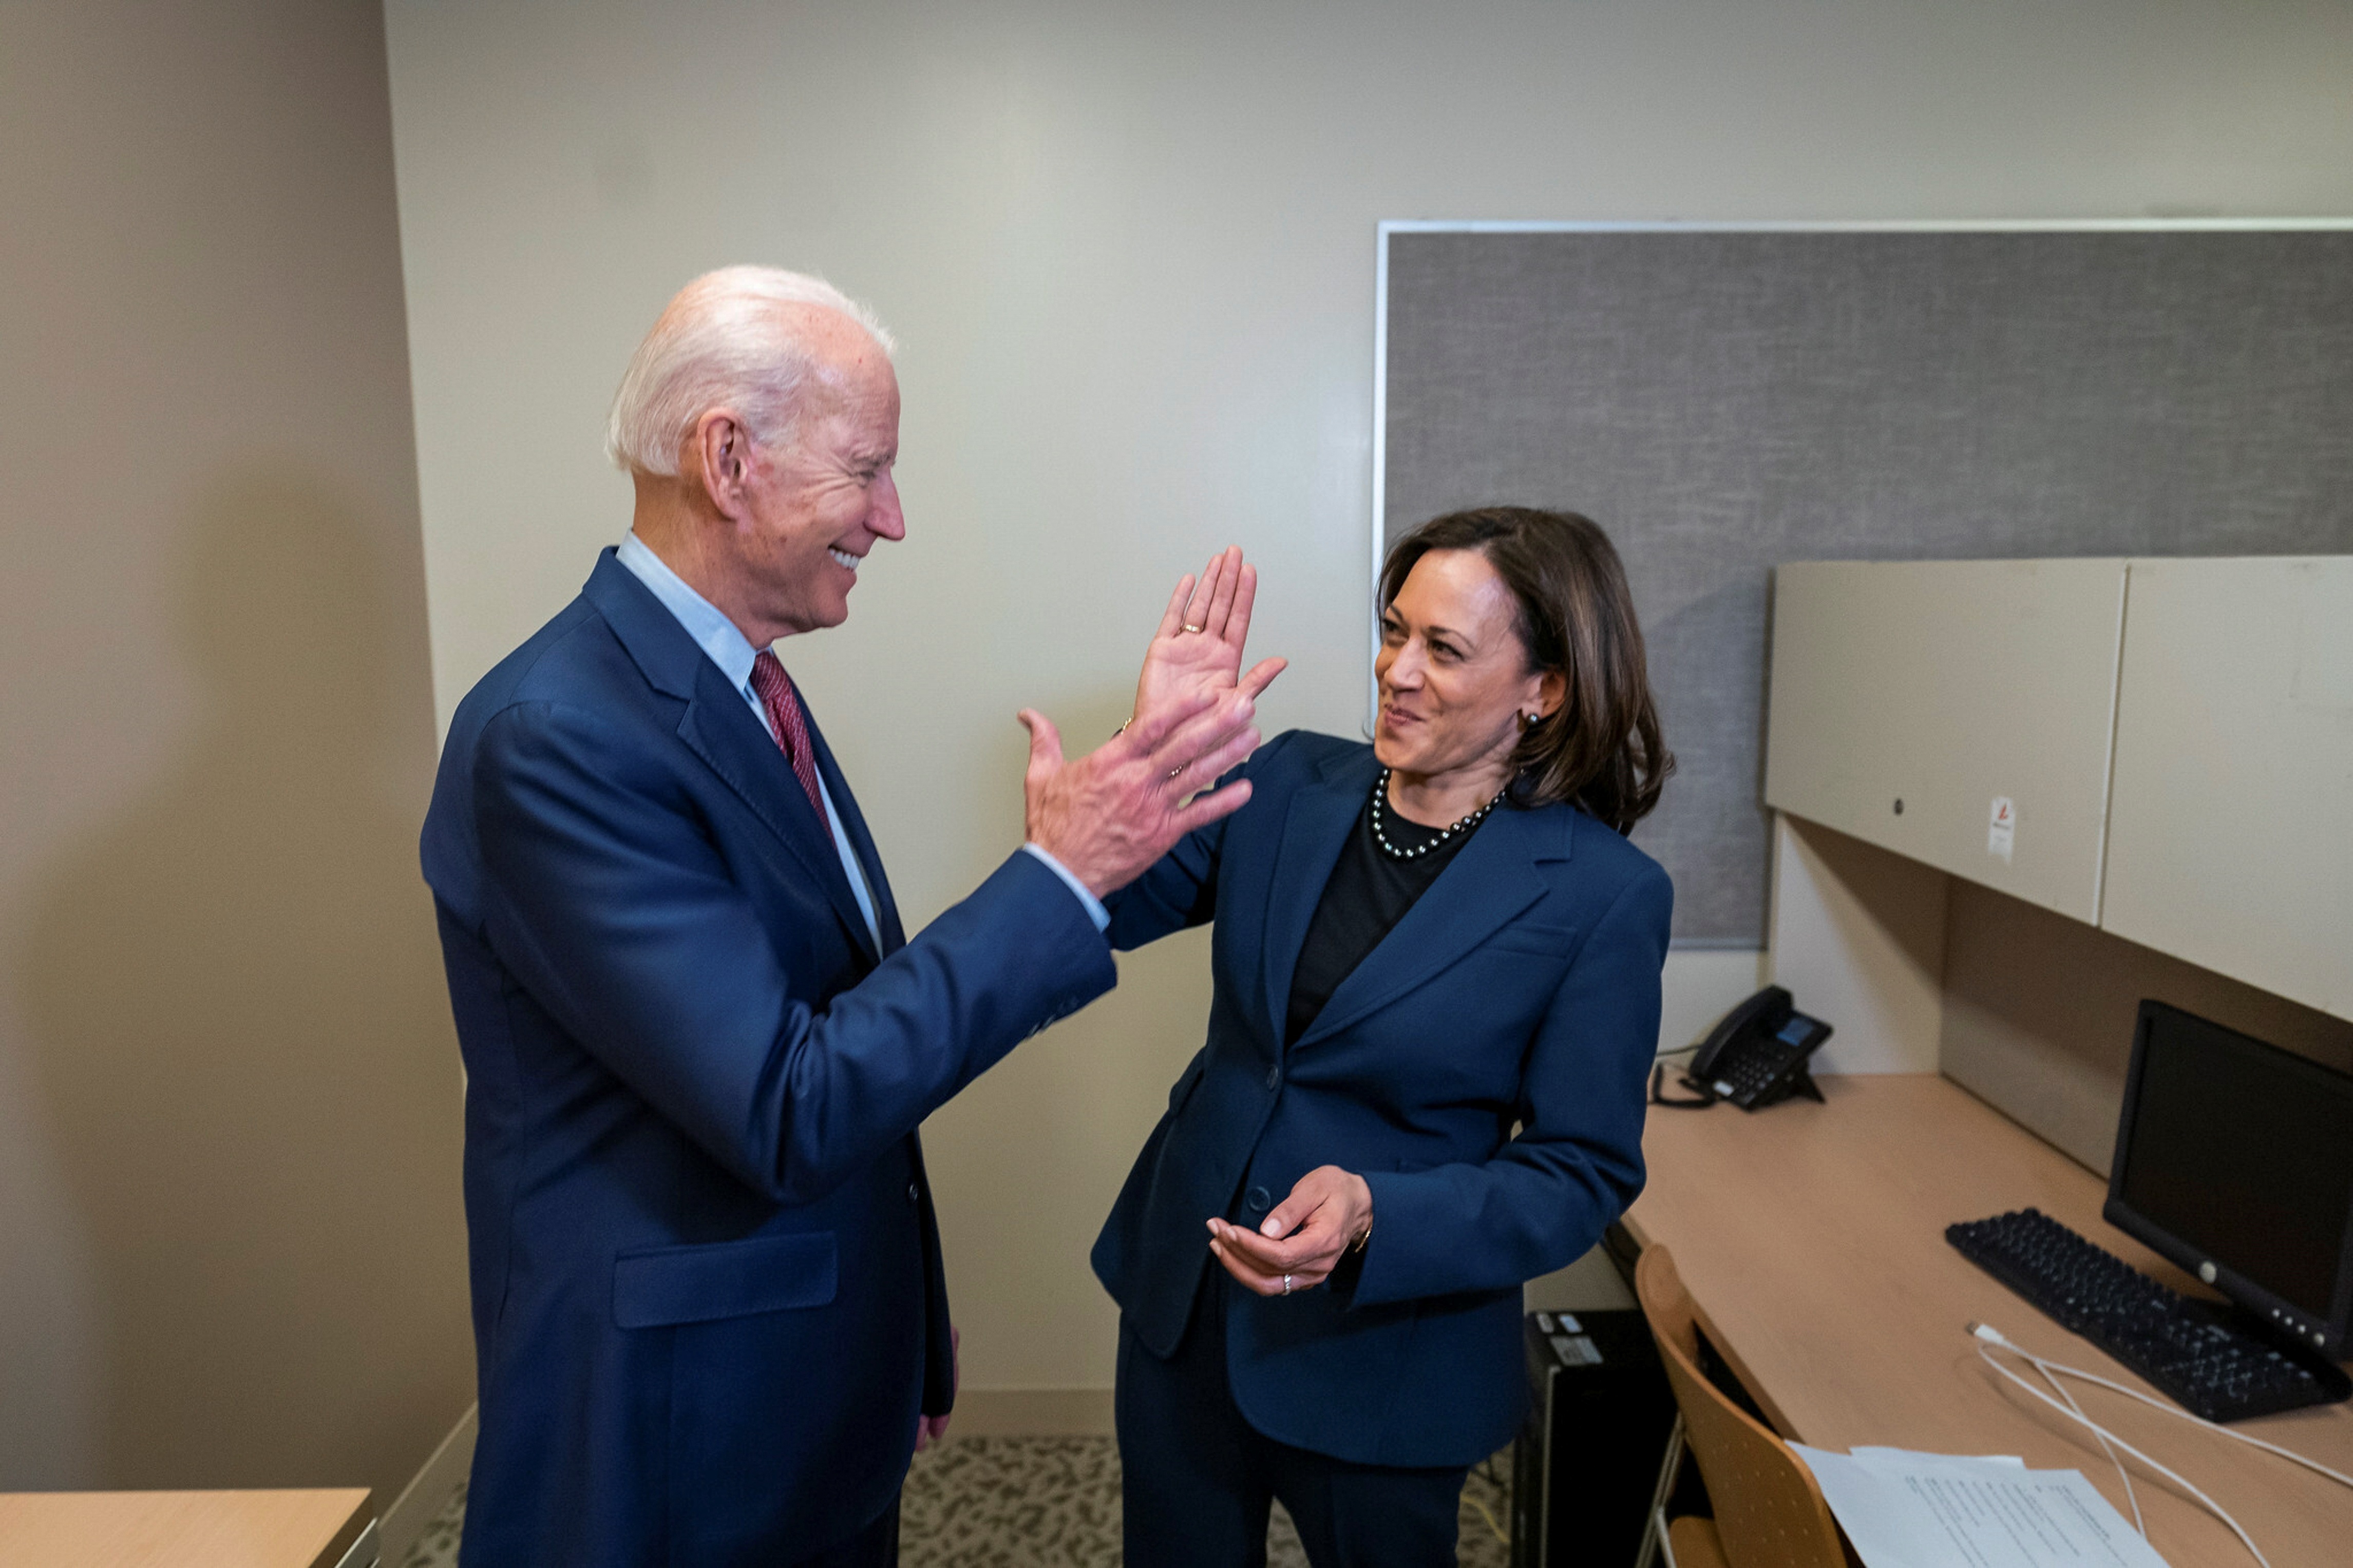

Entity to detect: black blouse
[1283,779,1488,1046]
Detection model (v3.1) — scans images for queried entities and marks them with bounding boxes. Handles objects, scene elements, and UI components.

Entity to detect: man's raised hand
[1020,687,1261,899]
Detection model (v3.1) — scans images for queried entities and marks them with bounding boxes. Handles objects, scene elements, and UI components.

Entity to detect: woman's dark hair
[1379,506,1674,833]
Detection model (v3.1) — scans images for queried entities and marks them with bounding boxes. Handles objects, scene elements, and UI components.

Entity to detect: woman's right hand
[1130,546,1287,734]
[1206,1165,1373,1296]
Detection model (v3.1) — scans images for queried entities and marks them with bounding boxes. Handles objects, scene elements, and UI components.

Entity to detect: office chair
[1633,1245,1849,1568]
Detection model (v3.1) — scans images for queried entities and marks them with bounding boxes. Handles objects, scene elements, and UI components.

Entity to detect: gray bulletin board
[1376,222,2353,946]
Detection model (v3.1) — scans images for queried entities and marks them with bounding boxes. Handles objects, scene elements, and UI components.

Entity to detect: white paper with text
[1792,1444,2172,1568]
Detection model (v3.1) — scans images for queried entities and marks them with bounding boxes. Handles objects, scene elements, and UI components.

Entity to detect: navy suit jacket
[422,551,1116,1566]
[1092,731,1671,1467]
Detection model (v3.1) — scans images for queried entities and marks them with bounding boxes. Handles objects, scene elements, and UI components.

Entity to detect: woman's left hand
[1133,546,1288,728]
[1207,1165,1372,1296]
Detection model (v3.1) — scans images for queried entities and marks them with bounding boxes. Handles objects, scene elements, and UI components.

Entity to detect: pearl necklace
[1370,768,1503,861]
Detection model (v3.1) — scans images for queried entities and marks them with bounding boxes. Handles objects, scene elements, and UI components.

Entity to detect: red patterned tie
[750,651,833,843]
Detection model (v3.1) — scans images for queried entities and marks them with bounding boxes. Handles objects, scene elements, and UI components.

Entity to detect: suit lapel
[673,659,883,967]
[1290,786,1573,1051]
[583,551,884,966]
[803,709,905,955]
[1258,749,1380,1043]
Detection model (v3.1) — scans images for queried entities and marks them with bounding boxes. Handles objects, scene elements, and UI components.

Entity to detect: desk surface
[1624,1073,2352,1568]
[0,1489,371,1568]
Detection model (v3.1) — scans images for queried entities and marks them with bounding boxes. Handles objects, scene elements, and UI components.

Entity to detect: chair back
[1634,1245,1847,1568]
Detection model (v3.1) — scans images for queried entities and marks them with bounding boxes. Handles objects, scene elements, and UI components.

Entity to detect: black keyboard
[1945,1208,2352,1423]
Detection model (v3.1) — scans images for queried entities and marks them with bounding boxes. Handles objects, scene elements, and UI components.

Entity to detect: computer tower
[1510,1309,1681,1568]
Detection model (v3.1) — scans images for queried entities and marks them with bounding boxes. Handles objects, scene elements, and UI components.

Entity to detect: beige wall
[1942,882,2353,1174]
[380,0,2353,1393]
[0,0,470,1501]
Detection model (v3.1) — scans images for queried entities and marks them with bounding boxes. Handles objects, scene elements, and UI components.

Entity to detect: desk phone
[1653,985,1833,1111]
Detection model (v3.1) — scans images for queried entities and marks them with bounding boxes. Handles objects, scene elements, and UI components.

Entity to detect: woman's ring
[1182,623,1204,634]
[1281,1274,1293,1295]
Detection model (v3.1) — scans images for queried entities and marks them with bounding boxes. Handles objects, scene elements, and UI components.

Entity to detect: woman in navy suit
[1095,507,1676,1567]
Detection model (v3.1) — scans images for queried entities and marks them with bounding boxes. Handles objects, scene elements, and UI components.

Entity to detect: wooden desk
[1623,1074,2352,1568]
[0,1489,372,1568]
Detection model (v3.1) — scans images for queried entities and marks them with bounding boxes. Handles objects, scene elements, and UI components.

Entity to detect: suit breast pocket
[1483,922,1579,960]
[612,1231,837,1329]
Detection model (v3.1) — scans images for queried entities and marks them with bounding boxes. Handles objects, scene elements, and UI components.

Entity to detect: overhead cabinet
[1764,560,2128,927]
[2100,558,2353,1021]
[1766,556,2351,1023]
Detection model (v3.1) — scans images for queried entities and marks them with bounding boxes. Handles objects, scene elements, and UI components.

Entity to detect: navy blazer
[1092,731,1671,1467]
[422,550,1115,1566]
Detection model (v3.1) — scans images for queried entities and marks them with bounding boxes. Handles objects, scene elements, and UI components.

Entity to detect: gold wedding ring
[1182,622,1204,634]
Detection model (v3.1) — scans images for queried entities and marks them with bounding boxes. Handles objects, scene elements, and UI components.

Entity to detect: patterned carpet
[395,1482,464,1568]
[899,1436,1514,1567]
[394,1435,1514,1566]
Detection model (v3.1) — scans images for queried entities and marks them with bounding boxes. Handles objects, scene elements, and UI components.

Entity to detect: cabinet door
[1765,560,2128,924]
[2101,558,2353,1021]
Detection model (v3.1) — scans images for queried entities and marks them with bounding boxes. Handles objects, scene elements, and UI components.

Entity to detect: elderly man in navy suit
[422,266,1282,1567]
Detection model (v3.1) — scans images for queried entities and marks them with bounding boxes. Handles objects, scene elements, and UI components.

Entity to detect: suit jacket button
[1245,1185,1272,1212]
[1265,1066,1280,1090]
[908,1183,920,1203]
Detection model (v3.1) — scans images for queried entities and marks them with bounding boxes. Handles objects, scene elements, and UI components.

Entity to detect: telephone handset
[1650,985,1833,1112]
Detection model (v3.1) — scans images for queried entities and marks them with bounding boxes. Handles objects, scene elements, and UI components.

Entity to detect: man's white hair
[605,265,896,477]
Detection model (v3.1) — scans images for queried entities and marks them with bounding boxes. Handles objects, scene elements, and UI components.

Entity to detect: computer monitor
[2105,1000,2353,1359]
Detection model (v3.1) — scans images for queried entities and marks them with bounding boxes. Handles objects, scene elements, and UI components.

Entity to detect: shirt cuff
[1020,843,1110,932]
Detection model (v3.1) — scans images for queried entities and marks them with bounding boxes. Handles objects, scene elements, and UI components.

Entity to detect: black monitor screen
[2113,1004,2353,1322]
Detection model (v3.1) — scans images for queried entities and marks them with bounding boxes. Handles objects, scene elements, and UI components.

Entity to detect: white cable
[2032,1351,2145,1536]
[1971,1337,2269,1568]
[1975,1323,2353,1494]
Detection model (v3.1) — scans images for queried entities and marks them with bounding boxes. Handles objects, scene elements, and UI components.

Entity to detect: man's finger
[1166,732,1261,813]
[1164,719,1262,796]
[1119,686,1220,757]
[1142,689,1256,772]
[1018,709,1064,775]
[1153,573,1196,643]
[1141,691,1256,776]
